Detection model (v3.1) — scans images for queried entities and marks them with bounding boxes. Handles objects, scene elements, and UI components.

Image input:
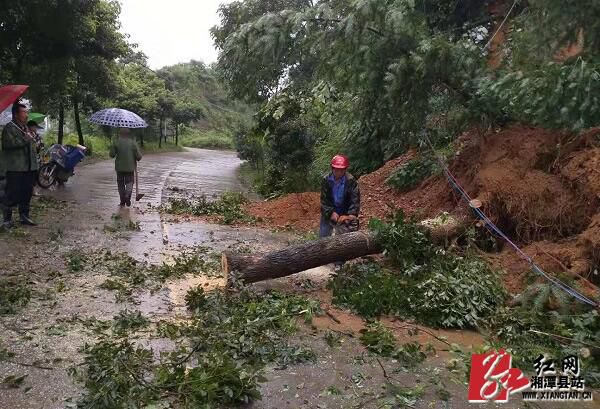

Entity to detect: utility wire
[422,131,598,308]
[483,0,518,51]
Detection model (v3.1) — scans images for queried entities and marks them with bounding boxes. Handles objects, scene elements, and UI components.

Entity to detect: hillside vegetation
[212,0,599,195]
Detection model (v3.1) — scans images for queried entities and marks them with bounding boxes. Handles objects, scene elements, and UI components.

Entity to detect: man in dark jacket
[320,154,360,241]
[109,128,142,207]
[1,102,39,228]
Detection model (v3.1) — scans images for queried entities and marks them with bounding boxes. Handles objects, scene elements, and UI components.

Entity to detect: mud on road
[0,149,595,409]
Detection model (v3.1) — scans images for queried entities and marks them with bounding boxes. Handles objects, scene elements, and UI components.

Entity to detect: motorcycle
[37,144,86,188]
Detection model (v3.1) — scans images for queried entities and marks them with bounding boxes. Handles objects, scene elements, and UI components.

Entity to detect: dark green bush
[386,154,440,192]
[330,213,506,328]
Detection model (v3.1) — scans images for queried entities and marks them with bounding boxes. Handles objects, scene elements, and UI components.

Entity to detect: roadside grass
[181,129,234,150]
[142,141,184,154]
[42,133,183,161]
[0,277,31,314]
[165,192,257,225]
[239,162,266,194]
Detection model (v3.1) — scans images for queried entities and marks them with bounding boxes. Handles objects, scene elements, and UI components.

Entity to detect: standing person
[320,154,360,268]
[109,128,142,207]
[27,120,44,197]
[0,127,5,223]
[1,102,39,228]
[27,120,44,154]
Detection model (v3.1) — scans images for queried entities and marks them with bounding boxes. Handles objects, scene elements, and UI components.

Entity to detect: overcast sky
[119,0,233,69]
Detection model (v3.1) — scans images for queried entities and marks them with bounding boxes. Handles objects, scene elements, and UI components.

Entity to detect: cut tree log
[222,231,383,284]
[221,213,468,284]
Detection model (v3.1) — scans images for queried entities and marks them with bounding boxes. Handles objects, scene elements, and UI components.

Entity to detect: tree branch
[529,329,600,350]
[309,18,385,37]
[4,360,55,371]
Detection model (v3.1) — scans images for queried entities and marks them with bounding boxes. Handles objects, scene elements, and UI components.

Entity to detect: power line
[483,0,518,51]
[422,131,598,308]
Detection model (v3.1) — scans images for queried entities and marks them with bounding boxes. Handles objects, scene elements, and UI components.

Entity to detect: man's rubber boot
[20,213,37,226]
[2,208,15,230]
[1,221,15,230]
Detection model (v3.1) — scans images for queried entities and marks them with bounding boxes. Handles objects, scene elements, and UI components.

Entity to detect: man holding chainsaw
[320,154,361,250]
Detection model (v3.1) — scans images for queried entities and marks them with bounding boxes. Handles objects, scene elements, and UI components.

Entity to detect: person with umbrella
[109,128,142,207]
[1,102,39,227]
[89,108,147,207]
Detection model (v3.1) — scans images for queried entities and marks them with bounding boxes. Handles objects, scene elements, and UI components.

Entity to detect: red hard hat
[331,154,350,169]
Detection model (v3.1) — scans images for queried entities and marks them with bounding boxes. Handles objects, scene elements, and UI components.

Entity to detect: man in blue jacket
[320,154,361,241]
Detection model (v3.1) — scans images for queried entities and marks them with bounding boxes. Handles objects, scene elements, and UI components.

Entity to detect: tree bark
[73,95,84,146]
[58,99,65,145]
[175,124,179,146]
[159,117,163,148]
[222,231,383,284]
[164,119,168,145]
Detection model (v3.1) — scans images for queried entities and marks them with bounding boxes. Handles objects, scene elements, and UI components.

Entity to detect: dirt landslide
[245,192,321,231]
[246,125,600,294]
[447,126,600,291]
[244,150,452,231]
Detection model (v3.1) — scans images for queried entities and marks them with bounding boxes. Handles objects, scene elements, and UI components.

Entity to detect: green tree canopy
[214,0,600,194]
[0,0,132,144]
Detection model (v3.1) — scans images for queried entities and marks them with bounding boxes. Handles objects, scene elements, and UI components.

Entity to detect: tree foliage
[156,61,254,145]
[214,0,600,194]
[1,3,251,148]
[475,58,600,131]
[328,213,505,328]
[213,0,486,184]
[211,0,315,102]
[112,64,166,120]
[0,0,130,144]
[519,0,600,59]
[0,0,130,104]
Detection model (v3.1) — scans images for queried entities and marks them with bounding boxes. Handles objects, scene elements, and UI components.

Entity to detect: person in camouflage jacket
[1,102,39,228]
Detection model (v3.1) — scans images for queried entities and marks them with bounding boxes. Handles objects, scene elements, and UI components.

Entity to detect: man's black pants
[3,171,36,219]
[117,172,135,204]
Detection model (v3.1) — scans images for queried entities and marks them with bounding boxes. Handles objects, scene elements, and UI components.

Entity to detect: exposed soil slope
[246,125,600,295]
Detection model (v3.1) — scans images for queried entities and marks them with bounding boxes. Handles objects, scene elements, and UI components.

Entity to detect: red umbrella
[0,85,28,113]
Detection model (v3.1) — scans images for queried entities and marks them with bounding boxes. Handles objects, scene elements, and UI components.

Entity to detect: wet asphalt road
[0,148,292,409]
[45,147,259,261]
[52,147,252,207]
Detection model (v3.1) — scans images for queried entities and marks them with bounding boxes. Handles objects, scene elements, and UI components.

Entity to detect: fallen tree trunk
[222,231,383,284]
[221,215,469,284]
